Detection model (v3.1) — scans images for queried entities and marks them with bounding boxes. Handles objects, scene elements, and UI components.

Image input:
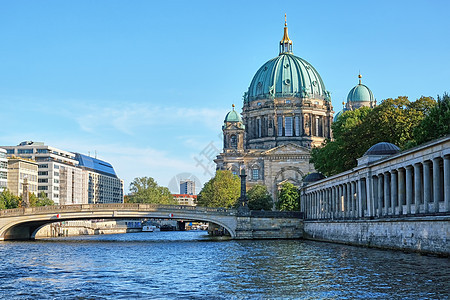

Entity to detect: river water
[0,231,448,299]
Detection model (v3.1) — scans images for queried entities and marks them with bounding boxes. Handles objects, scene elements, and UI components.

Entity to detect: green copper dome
[246,53,329,102]
[347,76,374,103]
[224,107,243,123]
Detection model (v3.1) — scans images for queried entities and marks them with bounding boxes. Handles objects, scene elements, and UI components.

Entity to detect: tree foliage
[247,184,273,210]
[30,192,54,207]
[413,93,450,145]
[311,96,437,176]
[196,170,240,208]
[276,182,300,211]
[0,189,20,210]
[127,176,176,204]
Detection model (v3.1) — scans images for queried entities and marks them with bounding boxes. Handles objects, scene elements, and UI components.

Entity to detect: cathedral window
[257,119,261,137]
[252,169,259,180]
[295,116,300,136]
[230,135,237,148]
[277,116,283,136]
[285,117,293,137]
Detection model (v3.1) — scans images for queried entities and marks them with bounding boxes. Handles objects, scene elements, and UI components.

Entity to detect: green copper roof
[333,110,343,122]
[347,83,374,103]
[224,109,243,123]
[246,53,330,102]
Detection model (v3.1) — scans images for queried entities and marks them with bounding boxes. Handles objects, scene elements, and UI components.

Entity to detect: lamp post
[238,169,250,215]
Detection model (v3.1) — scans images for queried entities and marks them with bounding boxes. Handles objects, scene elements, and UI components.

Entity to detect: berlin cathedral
[214,18,375,201]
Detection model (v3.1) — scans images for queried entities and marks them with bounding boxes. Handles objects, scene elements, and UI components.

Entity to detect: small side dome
[224,105,243,123]
[347,74,374,103]
[333,110,343,122]
[364,142,400,156]
[303,172,325,183]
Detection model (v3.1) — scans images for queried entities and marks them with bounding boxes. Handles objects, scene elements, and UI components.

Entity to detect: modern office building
[2,142,83,205]
[7,157,38,197]
[74,153,124,204]
[0,148,8,192]
[180,180,195,195]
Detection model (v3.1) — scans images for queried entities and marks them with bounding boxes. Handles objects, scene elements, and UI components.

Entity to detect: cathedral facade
[215,19,374,202]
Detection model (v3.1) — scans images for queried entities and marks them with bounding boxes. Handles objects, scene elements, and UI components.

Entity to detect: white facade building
[0,148,8,192]
[1,142,83,205]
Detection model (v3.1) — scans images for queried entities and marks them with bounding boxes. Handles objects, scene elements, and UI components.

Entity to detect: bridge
[0,203,303,241]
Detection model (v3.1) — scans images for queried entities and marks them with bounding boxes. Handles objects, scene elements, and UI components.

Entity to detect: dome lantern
[279,14,293,55]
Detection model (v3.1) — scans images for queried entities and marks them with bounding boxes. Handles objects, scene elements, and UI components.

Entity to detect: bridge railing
[0,204,237,217]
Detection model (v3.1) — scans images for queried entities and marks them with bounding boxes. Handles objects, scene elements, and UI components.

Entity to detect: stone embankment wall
[234,216,303,239]
[303,216,449,256]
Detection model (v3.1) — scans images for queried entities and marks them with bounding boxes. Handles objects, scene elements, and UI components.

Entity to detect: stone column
[346,182,351,218]
[358,179,364,218]
[414,163,422,214]
[377,174,383,217]
[398,168,405,215]
[406,166,413,215]
[423,161,431,213]
[444,155,450,212]
[331,186,335,219]
[390,170,398,215]
[351,181,356,218]
[432,157,441,213]
[383,172,390,216]
[366,176,374,217]
[341,183,347,218]
[372,176,378,217]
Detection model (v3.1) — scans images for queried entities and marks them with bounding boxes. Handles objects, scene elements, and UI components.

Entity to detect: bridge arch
[0,204,238,241]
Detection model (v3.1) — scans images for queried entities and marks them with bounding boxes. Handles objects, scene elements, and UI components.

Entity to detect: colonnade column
[390,171,397,215]
[406,166,413,215]
[423,161,431,213]
[351,181,356,218]
[347,182,352,218]
[432,157,441,213]
[377,174,383,217]
[358,179,364,218]
[444,155,450,212]
[414,163,422,214]
[383,172,390,216]
[398,168,405,215]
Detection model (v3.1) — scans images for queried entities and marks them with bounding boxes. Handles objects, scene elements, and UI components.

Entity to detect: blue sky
[1,0,449,193]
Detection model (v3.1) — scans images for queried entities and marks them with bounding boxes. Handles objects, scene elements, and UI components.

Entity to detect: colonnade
[301,146,450,220]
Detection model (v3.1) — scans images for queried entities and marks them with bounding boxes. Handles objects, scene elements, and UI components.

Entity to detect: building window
[277,116,283,136]
[6,149,14,154]
[38,179,48,183]
[36,149,48,154]
[230,135,237,148]
[285,117,293,137]
[38,171,48,176]
[257,118,261,137]
[54,171,59,176]
[18,149,33,154]
[38,186,48,190]
[54,165,60,169]
[38,164,48,168]
[252,169,259,180]
[295,116,300,136]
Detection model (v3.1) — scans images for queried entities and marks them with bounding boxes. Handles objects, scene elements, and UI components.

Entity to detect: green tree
[276,182,299,211]
[413,93,450,145]
[128,176,176,204]
[196,170,240,208]
[0,189,20,209]
[34,192,54,207]
[247,184,273,210]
